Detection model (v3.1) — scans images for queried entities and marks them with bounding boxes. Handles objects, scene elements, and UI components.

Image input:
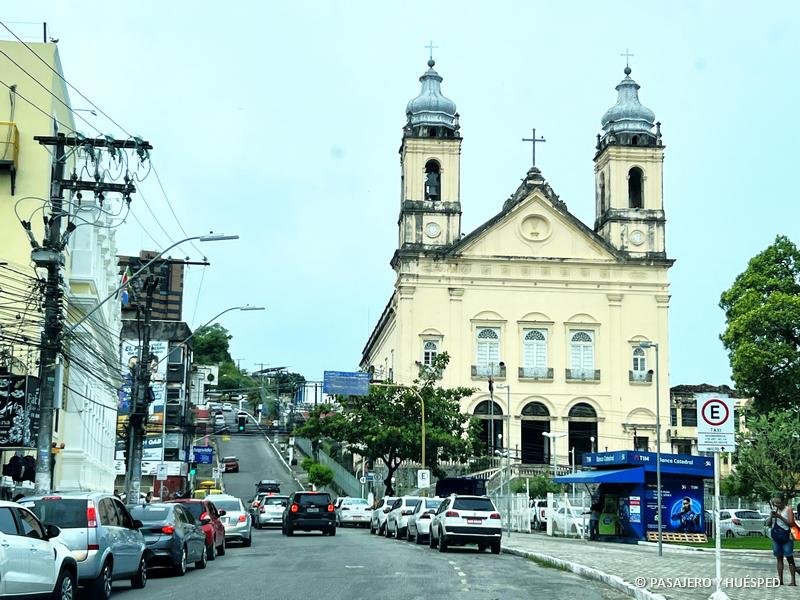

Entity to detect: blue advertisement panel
[192,446,214,465]
[643,479,704,534]
[323,371,370,396]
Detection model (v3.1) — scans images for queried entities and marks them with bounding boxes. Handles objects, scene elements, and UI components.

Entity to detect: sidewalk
[503,532,795,600]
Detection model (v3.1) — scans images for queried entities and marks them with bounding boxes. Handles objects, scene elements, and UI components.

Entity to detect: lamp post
[639,340,662,557]
[589,436,596,454]
[542,431,567,479]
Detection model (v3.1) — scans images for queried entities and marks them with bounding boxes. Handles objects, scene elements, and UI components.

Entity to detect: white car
[718,509,765,538]
[429,495,502,553]
[551,506,591,536]
[406,497,443,543]
[0,500,79,599]
[369,497,397,535]
[336,497,372,527]
[256,495,289,528]
[222,402,233,412]
[386,496,423,539]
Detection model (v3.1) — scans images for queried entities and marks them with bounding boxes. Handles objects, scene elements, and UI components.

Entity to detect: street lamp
[542,431,567,479]
[639,340,662,557]
[590,435,596,454]
[64,233,239,337]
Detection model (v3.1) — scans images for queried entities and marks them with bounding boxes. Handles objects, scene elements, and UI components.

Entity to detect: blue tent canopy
[554,467,645,485]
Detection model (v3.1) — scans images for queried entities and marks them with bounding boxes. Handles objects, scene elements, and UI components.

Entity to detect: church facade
[361,59,673,468]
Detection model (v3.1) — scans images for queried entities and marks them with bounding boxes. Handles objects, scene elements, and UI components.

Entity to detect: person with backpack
[768,495,797,586]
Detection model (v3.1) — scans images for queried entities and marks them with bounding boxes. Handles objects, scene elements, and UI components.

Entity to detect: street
[110,430,629,600]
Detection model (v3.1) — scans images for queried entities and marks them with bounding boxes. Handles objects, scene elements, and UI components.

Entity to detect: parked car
[282,491,336,536]
[369,496,397,535]
[222,456,240,473]
[222,402,233,412]
[129,503,208,575]
[385,496,423,539]
[336,497,372,528]
[551,506,591,536]
[256,495,289,528]
[206,495,252,546]
[530,498,549,531]
[21,492,148,599]
[718,509,765,538]
[167,498,227,560]
[429,495,502,553]
[406,497,443,543]
[0,499,78,599]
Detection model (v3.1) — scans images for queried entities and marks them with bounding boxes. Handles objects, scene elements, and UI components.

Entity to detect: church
[360,58,673,469]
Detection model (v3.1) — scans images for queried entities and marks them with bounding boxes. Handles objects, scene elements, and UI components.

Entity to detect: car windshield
[344,498,369,505]
[23,498,88,528]
[129,506,171,521]
[298,494,331,507]
[735,510,763,519]
[453,498,494,511]
[178,503,204,518]
[406,499,421,508]
[209,499,242,512]
[264,497,288,506]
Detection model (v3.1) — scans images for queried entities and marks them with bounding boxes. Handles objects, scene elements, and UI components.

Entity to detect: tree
[719,235,800,413]
[191,324,233,365]
[728,408,800,500]
[510,475,562,498]
[296,353,481,495]
[307,463,334,489]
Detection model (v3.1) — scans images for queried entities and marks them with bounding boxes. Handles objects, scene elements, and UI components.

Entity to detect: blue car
[129,503,207,576]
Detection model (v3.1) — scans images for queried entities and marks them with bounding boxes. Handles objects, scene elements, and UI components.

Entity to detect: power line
[0,76,75,133]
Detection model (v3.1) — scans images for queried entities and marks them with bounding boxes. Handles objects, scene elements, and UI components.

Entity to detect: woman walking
[768,495,796,586]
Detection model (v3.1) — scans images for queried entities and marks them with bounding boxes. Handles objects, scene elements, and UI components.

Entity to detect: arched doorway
[521,401,550,464]
[473,400,504,456]
[568,402,598,466]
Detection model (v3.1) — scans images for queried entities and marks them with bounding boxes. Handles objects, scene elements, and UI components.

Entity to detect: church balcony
[471,364,506,379]
[565,369,601,383]
[629,370,653,384]
[518,367,554,382]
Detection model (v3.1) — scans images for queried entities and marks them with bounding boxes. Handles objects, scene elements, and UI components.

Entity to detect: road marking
[344,565,364,569]
[457,572,466,577]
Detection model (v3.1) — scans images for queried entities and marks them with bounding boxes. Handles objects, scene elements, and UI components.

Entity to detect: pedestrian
[589,501,601,540]
[768,495,797,586]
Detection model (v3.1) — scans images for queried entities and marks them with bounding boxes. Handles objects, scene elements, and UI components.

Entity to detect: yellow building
[361,61,673,468]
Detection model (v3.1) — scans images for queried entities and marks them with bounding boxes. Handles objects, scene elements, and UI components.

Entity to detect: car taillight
[402,509,413,516]
[291,503,299,513]
[490,513,501,520]
[162,525,175,535]
[731,517,741,525]
[445,511,459,518]
[420,513,431,520]
[88,544,100,551]
[383,507,391,514]
[86,501,97,528]
[238,514,247,523]
[200,512,209,522]
[327,504,335,512]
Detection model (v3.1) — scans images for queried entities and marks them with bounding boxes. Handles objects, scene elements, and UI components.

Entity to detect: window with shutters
[569,330,594,378]
[522,329,547,378]
[475,328,500,377]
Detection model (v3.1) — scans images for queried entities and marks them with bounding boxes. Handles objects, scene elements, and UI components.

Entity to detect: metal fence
[295,437,363,498]
[488,493,531,533]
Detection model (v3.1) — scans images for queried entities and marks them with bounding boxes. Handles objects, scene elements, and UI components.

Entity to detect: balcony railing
[629,369,653,383]
[472,364,506,378]
[518,367,554,381]
[565,368,601,382]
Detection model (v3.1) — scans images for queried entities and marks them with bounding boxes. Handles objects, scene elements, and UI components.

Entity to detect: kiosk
[554,451,713,541]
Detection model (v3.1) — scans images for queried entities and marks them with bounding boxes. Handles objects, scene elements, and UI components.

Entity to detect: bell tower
[594,66,666,257]
[398,59,462,252]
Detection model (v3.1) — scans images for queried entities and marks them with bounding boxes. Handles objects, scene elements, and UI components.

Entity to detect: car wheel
[173,547,188,576]
[329,526,337,537]
[384,524,392,538]
[725,530,734,538]
[478,543,487,552]
[195,545,208,569]
[217,538,226,556]
[89,560,112,599]
[53,567,77,600]
[491,541,501,554]
[207,541,216,561]
[406,527,413,542]
[369,522,375,534]
[131,556,147,589]
[415,530,423,545]
[286,526,294,537]
[438,529,448,553]
[243,534,252,547]
[429,529,436,548]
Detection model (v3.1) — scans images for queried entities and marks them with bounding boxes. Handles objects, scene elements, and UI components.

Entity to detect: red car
[223,456,240,473]
[168,498,227,560]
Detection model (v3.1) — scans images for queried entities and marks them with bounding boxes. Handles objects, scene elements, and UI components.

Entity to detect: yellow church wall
[401,137,461,203]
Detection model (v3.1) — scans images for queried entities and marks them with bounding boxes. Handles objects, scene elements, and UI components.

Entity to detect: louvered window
[475,328,500,377]
[569,330,594,377]
[522,329,547,378]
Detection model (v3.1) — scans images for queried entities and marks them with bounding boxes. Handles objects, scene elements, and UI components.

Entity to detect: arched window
[568,403,598,464]
[599,173,606,213]
[473,400,504,416]
[475,328,500,377]
[522,329,547,378]
[569,403,597,419]
[425,160,441,201]
[632,347,646,372]
[569,330,594,378]
[628,167,643,209]
[521,402,549,417]
[422,340,438,367]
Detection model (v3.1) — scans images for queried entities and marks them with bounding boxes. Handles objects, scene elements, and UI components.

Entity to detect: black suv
[282,491,336,536]
[256,479,280,494]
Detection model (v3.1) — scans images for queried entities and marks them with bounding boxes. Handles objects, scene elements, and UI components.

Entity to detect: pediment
[471,310,504,321]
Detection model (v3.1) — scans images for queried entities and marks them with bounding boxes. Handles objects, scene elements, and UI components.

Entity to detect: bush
[301,456,314,472]
[511,475,562,498]
[307,463,334,488]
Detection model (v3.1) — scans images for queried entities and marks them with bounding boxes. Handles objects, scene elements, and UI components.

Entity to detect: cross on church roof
[521,128,546,167]
[425,40,439,62]
[620,48,634,68]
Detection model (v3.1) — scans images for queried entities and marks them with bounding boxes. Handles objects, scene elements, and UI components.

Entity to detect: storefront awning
[554,466,645,485]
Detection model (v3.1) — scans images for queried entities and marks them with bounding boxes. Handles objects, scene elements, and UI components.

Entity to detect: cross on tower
[521,128,546,167]
[425,40,439,61]
[620,48,634,68]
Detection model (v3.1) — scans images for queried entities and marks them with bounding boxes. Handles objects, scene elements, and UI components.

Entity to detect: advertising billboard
[0,375,40,448]
[643,480,704,534]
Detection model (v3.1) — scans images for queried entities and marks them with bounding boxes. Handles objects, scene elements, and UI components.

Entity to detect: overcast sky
[7,1,799,386]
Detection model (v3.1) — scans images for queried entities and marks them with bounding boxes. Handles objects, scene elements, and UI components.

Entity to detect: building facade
[362,60,673,468]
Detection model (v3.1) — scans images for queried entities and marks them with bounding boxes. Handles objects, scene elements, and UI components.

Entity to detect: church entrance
[473,400,504,457]
[520,401,550,464]
[568,402,598,466]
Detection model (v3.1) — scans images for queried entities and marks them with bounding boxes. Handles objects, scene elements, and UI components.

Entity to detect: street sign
[697,394,736,452]
[156,463,168,481]
[359,473,376,484]
[192,445,214,465]
[323,371,370,396]
[417,469,431,489]
[212,468,220,479]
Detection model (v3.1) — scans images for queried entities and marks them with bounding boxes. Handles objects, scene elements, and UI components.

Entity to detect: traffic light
[189,462,197,477]
[237,415,246,432]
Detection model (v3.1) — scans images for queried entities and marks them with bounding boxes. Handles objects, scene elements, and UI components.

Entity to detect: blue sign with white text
[192,445,214,465]
[323,371,370,396]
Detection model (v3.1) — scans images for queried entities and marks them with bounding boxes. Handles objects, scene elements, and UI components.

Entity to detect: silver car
[336,497,372,528]
[206,495,252,546]
[21,492,148,599]
[256,495,289,528]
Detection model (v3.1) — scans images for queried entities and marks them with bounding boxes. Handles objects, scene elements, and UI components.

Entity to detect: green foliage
[192,324,233,365]
[719,235,800,413]
[295,353,479,495]
[307,463,334,488]
[301,456,314,472]
[510,475,562,498]
[730,408,800,499]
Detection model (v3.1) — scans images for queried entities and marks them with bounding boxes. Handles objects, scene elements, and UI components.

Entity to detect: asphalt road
[108,428,630,600]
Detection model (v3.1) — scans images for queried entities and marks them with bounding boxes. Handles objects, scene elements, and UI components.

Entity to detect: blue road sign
[192,445,214,465]
[323,371,370,396]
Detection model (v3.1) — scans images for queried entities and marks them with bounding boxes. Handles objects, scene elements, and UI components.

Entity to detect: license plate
[307,507,319,513]
[467,518,481,524]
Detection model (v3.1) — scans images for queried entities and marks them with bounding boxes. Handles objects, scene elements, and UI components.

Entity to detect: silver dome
[406,59,457,130]
[601,67,655,135]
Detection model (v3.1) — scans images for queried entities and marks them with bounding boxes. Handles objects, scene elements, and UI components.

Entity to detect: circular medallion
[520,214,551,242]
[630,229,645,246]
[425,222,441,238]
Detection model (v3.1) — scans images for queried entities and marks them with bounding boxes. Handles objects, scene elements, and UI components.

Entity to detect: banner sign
[0,375,40,448]
[323,371,370,396]
[192,445,214,465]
[120,339,169,414]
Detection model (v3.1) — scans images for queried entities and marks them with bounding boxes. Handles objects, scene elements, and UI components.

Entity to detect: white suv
[369,496,397,535]
[385,496,423,539]
[0,500,78,599]
[429,495,502,554]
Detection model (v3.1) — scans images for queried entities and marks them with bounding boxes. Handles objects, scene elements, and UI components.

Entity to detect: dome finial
[425,40,438,66]
[620,47,634,71]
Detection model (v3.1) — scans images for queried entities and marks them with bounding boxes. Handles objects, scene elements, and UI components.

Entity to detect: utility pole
[27,132,151,494]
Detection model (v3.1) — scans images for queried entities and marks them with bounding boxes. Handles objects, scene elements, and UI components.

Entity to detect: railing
[471,364,507,378]
[565,368,601,382]
[629,370,653,383]
[518,367,554,380]
[294,437,362,498]
[0,121,19,166]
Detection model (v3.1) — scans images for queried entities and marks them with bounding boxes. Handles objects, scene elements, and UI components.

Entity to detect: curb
[503,546,667,600]
[261,431,305,491]
[637,540,770,557]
